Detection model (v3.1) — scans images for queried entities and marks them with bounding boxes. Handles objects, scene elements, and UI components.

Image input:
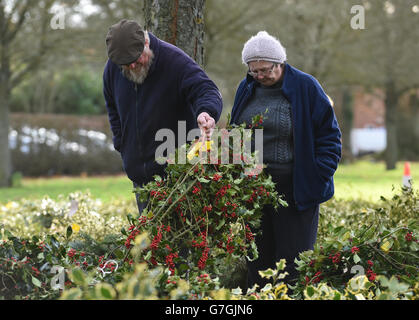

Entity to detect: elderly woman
[230,31,342,289]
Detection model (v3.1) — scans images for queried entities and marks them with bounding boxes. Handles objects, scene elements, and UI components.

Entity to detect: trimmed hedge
[10,113,123,176]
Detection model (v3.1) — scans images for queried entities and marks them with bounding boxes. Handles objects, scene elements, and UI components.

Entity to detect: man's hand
[197,112,215,141]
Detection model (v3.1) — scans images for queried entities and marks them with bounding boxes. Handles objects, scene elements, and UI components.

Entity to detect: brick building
[351,88,386,156]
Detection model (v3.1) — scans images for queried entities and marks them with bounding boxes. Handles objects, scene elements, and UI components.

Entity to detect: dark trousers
[246,171,319,289]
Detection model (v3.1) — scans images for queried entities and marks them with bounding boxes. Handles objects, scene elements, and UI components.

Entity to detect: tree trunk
[0,52,12,187]
[384,80,399,170]
[412,95,419,149]
[144,0,206,66]
[341,86,354,163]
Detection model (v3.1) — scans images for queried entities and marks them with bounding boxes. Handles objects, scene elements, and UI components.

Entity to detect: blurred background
[1,0,418,201]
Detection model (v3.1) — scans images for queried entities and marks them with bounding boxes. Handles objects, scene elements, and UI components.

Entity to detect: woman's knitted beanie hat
[242,31,287,65]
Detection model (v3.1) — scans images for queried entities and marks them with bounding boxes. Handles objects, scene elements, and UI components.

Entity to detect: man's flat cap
[106,19,145,65]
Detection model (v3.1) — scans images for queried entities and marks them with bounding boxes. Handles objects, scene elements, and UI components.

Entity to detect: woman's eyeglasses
[247,63,278,77]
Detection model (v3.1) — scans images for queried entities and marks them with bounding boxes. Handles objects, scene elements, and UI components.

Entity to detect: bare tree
[358,0,419,169]
[0,0,80,187]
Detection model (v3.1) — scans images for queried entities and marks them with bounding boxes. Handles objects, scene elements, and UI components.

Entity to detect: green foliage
[10,69,104,115]
[242,259,291,300]
[0,191,134,300]
[1,134,418,300]
[0,231,68,300]
[1,186,418,300]
[0,191,131,240]
[290,186,419,300]
[52,70,104,115]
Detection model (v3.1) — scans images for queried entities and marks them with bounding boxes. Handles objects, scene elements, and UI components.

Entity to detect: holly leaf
[32,276,42,288]
[216,219,225,230]
[66,225,73,239]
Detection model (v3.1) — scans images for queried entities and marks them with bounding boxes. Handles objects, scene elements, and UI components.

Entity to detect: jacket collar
[232,62,295,123]
[147,32,160,76]
[281,62,296,99]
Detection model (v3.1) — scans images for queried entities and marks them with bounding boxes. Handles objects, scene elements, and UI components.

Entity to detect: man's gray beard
[122,51,154,84]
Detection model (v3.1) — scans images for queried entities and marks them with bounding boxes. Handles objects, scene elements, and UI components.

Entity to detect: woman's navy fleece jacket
[103,32,223,185]
[230,63,342,211]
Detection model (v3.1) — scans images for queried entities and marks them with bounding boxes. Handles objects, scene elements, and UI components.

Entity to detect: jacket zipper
[134,84,146,179]
[135,83,139,144]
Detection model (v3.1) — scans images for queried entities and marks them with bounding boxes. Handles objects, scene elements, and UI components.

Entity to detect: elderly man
[103,20,222,213]
[230,31,341,289]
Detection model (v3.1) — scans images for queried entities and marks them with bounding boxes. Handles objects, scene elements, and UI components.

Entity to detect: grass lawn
[333,160,417,202]
[0,160,417,205]
[0,174,134,204]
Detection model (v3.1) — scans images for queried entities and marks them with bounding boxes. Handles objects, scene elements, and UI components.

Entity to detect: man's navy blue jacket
[103,32,223,185]
[230,63,342,211]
